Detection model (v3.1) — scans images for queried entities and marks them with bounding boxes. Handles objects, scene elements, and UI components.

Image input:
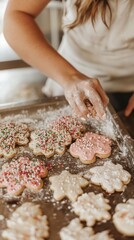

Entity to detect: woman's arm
[4,0,108,118]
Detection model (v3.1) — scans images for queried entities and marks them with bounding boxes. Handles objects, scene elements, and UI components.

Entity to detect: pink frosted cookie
[0,156,48,196]
[0,122,29,159]
[70,132,112,164]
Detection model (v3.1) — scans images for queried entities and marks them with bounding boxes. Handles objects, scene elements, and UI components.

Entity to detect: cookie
[0,156,48,196]
[113,199,134,236]
[2,202,49,240]
[56,116,85,139]
[29,127,72,157]
[0,122,29,159]
[29,116,85,158]
[84,162,131,193]
[72,192,111,226]
[49,170,88,202]
[59,218,94,240]
[70,132,112,164]
[88,231,114,240]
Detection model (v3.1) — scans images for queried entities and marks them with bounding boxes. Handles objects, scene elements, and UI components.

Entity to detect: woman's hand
[124,94,134,117]
[64,73,109,119]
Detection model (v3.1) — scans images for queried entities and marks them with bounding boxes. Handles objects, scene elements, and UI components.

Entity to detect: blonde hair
[67,0,112,29]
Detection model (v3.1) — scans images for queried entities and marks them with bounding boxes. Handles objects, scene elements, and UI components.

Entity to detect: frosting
[29,116,85,157]
[0,122,29,159]
[70,132,112,164]
[2,202,49,240]
[72,192,111,226]
[84,161,131,193]
[0,156,48,196]
[49,170,88,202]
[113,199,134,236]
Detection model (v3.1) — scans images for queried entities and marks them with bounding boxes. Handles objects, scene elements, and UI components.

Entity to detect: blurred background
[0,0,63,104]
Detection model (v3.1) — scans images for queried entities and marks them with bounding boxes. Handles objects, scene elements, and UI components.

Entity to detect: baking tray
[0,97,134,240]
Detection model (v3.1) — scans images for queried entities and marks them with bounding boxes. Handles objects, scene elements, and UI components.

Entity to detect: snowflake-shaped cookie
[59,218,94,240]
[84,162,131,193]
[70,132,112,164]
[88,231,114,240]
[113,199,134,236]
[60,218,114,240]
[0,156,48,195]
[29,116,85,158]
[2,202,49,240]
[0,122,29,159]
[72,192,111,226]
[49,170,88,202]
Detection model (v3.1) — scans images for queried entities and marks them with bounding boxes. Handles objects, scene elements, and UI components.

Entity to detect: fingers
[94,80,109,107]
[124,94,134,117]
[84,87,105,118]
[65,94,83,117]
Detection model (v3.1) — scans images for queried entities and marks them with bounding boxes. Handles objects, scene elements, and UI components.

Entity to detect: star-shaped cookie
[0,122,29,159]
[84,162,131,193]
[70,132,112,164]
[0,156,48,196]
[49,170,88,202]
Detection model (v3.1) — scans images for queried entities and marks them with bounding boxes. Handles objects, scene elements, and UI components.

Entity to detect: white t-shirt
[44,0,134,96]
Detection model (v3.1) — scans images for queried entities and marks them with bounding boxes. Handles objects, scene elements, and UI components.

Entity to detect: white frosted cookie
[72,192,111,226]
[113,199,134,236]
[0,156,48,196]
[59,218,114,240]
[49,170,88,202]
[59,218,94,240]
[88,231,114,240]
[2,202,49,240]
[0,122,29,159]
[70,132,112,164]
[84,162,131,193]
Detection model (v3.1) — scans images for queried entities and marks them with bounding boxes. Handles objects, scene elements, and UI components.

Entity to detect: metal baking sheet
[0,97,134,240]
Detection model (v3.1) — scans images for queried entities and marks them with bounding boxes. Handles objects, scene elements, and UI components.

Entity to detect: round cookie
[113,199,134,236]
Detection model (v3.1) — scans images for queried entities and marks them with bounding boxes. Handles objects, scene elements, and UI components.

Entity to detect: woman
[3,0,134,118]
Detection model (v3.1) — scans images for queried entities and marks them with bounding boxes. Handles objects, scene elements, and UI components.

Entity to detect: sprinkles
[0,156,48,196]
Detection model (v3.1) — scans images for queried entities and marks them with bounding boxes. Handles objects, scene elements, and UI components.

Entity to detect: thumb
[124,101,133,117]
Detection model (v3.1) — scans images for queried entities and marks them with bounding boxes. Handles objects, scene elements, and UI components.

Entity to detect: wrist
[58,71,88,89]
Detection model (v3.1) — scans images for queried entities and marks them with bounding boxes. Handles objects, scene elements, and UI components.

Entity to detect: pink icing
[0,157,48,195]
[70,132,112,163]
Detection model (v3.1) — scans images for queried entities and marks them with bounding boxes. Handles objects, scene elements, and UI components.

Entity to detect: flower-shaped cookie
[84,162,131,193]
[0,122,29,159]
[113,199,134,236]
[29,116,85,158]
[72,192,111,226]
[2,202,49,240]
[56,116,85,139]
[70,132,112,164]
[49,170,88,202]
[0,156,48,195]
